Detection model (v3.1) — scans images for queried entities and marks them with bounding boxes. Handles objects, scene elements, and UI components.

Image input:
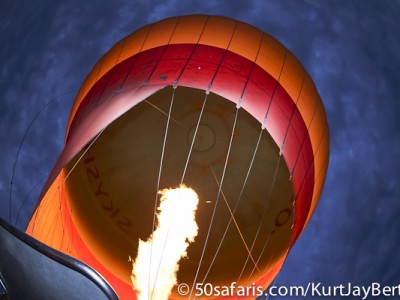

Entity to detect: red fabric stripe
[56,43,316,298]
[67,43,314,244]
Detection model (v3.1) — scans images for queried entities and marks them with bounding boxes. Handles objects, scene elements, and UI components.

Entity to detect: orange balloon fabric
[27,15,329,300]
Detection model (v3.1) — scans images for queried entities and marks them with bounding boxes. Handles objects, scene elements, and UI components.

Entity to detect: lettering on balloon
[271,207,293,235]
[275,207,292,227]
[84,147,132,233]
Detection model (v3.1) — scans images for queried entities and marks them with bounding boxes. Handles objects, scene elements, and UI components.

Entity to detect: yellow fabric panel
[26,172,75,255]
[263,253,287,288]
[280,53,305,103]
[255,33,286,81]
[26,175,59,239]
[309,102,328,157]
[170,15,208,44]
[142,17,179,51]
[314,125,330,178]
[305,146,329,227]
[296,74,319,127]
[307,103,329,217]
[314,129,330,186]
[97,39,124,81]
[294,74,329,221]
[229,22,263,63]
[304,126,329,226]
[117,26,151,63]
[198,15,237,49]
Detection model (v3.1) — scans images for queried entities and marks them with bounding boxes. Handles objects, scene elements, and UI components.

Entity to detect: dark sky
[1,1,399,299]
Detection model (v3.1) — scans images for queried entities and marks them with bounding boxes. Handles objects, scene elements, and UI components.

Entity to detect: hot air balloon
[25,15,329,299]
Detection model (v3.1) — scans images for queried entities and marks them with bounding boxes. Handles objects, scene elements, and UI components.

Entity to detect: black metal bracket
[0,217,119,300]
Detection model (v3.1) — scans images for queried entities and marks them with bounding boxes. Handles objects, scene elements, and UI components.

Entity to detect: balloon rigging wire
[148,86,176,300]
[8,90,74,225]
[236,153,283,284]
[30,32,127,241]
[187,21,239,300]
[264,133,328,286]
[249,242,280,287]
[200,159,262,286]
[246,201,294,286]
[199,130,264,285]
[144,99,187,129]
[14,175,48,227]
[180,92,209,184]
[196,32,267,288]
[281,72,306,154]
[234,50,289,285]
[148,16,209,298]
[238,69,305,286]
[58,127,107,252]
[30,125,106,250]
[290,95,319,178]
[40,18,150,244]
[189,107,240,300]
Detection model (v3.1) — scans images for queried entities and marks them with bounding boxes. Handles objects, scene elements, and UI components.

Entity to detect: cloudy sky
[1,0,399,299]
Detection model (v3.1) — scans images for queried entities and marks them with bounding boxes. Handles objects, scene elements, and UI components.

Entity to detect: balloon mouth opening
[63,86,295,295]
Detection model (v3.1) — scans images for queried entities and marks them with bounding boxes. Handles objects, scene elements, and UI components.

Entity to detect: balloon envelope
[26,15,329,300]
